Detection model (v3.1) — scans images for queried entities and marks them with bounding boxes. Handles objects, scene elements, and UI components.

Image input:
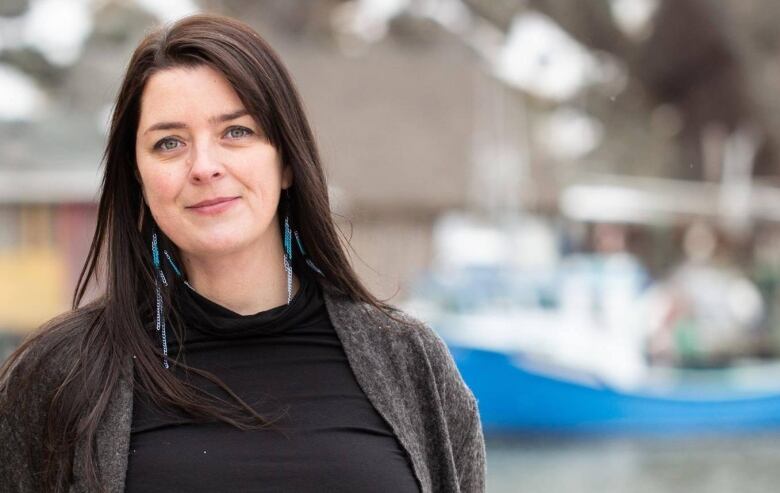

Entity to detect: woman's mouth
[186,196,240,215]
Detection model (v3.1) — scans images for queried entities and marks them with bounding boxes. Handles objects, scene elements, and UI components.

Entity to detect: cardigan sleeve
[412,318,487,492]
[0,344,51,493]
[453,392,487,492]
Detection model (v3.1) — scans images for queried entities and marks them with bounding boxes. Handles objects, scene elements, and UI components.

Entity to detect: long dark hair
[0,13,399,493]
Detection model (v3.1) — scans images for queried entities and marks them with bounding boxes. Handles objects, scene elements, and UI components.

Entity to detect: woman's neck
[181,240,300,315]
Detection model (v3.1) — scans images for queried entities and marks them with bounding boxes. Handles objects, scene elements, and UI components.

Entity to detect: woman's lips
[186,196,240,215]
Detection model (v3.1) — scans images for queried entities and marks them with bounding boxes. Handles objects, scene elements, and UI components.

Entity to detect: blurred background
[4,0,780,491]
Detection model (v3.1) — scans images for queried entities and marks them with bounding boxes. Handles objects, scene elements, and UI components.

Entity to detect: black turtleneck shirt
[124,272,420,492]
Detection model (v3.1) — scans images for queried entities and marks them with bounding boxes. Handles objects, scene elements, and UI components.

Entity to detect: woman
[0,12,485,493]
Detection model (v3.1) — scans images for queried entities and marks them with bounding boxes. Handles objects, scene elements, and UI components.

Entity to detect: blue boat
[448,343,780,435]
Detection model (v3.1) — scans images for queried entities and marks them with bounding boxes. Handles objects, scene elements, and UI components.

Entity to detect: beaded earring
[283,200,294,305]
[151,230,188,369]
[151,231,170,369]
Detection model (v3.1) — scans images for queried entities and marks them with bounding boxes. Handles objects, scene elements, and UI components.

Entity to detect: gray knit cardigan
[0,285,486,492]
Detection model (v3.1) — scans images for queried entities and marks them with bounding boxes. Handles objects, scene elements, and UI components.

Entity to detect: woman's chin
[166,220,273,258]
[185,233,255,257]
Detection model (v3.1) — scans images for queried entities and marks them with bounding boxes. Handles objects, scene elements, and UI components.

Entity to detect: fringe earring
[151,231,170,369]
[283,190,294,305]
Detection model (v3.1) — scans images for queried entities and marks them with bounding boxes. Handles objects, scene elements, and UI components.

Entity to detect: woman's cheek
[151,170,183,203]
[143,187,176,227]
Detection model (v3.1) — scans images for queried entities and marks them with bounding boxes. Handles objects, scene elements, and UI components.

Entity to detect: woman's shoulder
[322,286,439,343]
[349,296,454,356]
[324,289,476,403]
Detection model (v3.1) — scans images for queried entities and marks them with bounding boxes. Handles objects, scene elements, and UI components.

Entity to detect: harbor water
[486,432,780,492]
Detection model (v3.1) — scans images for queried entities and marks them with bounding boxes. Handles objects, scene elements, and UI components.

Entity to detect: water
[486,432,780,492]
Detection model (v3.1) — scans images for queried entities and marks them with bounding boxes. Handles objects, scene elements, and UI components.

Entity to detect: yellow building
[0,171,99,334]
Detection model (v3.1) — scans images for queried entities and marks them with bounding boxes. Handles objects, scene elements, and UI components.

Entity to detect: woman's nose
[188,140,224,183]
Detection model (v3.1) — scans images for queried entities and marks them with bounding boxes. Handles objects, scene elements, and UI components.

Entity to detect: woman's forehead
[138,66,249,131]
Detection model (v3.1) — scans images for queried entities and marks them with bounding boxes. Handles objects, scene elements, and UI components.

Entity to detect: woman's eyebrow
[210,109,250,124]
[143,109,250,135]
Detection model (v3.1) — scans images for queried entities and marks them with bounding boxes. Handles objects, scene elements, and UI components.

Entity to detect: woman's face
[135,65,292,259]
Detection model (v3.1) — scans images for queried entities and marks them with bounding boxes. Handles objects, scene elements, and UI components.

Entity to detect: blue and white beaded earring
[151,231,170,369]
[150,229,189,369]
[283,191,294,305]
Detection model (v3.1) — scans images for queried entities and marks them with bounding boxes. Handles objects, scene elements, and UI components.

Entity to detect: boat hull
[450,344,780,435]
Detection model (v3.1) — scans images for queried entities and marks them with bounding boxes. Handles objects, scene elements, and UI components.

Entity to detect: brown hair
[0,13,399,492]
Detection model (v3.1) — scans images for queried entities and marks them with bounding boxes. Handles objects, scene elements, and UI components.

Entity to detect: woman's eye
[226,126,253,139]
[154,138,181,152]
